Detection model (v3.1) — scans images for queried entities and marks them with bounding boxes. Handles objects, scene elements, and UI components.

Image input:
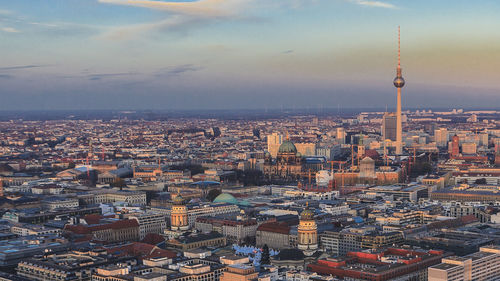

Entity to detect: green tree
[475,178,487,184]
[261,244,270,265]
[111,177,126,190]
[206,188,221,202]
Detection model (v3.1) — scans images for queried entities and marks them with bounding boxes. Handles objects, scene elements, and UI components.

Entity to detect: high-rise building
[393,27,406,155]
[435,128,449,147]
[297,203,318,256]
[382,112,397,141]
[336,128,346,144]
[267,133,283,158]
[451,135,460,157]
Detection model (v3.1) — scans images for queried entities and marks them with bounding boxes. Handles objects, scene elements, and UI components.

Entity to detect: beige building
[78,190,147,206]
[428,246,500,281]
[128,212,167,240]
[220,265,258,281]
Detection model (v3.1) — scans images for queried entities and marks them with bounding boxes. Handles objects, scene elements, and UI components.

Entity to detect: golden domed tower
[171,193,189,231]
[297,202,318,256]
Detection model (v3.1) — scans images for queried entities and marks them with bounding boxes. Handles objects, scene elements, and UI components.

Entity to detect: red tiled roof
[106,242,176,259]
[257,222,290,235]
[141,233,165,245]
[65,219,139,234]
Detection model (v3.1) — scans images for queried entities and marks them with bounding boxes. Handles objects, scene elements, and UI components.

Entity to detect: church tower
[297,202,318,256]
[171,193,189,231]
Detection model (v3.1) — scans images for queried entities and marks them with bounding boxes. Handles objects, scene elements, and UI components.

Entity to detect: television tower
[393,26,405,155]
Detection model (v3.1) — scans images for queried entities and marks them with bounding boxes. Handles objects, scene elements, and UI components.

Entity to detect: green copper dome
[213,193,239,205]
[278,140,297,154]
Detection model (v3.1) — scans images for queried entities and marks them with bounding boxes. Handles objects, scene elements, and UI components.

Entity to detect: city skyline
[1,0,500,110]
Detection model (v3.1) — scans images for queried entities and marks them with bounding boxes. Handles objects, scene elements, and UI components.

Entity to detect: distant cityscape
[1,3,500,279]
[0,100,498,281]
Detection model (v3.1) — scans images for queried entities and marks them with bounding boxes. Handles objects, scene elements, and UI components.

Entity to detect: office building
[429,246,500,281]
[382,112,397,141]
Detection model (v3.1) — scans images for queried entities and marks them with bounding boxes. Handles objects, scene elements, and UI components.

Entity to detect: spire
[394,26,405,88]
[398,26,401,69]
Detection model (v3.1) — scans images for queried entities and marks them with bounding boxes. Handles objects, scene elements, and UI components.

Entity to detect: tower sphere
[393,76,405,88]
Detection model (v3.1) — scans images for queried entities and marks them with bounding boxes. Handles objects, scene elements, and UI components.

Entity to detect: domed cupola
[278,141,297,154]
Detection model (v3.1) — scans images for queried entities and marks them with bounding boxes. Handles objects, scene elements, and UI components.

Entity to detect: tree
[111,177,126,190]
[475,178,487,184]
[206,188,222,202]
[261,244,270,265]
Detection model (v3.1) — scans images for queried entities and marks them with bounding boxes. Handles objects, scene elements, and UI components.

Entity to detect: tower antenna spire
[398,26,401,68]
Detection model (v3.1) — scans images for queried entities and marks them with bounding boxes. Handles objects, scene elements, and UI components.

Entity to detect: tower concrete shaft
[393,26,405,155]
[396,88,402,154]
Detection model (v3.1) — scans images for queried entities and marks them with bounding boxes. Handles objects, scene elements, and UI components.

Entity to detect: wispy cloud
[351,0,396,9]
[98,0,250,17]
[87,72,139,81]
[98,0,254,39]
[1,27,20,33]
[0,65,50,71]
[156,64,203,77]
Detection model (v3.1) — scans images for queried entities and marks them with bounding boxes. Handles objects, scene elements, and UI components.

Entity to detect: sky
[0,0,499,111]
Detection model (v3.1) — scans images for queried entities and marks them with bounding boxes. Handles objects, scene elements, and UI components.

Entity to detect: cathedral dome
[172,194,185,205]
[300,207,314,220]
[278,141,297,154]
[213,193,239,205]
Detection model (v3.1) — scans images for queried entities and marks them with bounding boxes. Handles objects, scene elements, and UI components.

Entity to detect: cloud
[87,72,139,81]
[99,15,197,40]
[98,0,255,39]
[351,0,396,9]
[282,49,294,54]
[156,64,203,77]
[1,27,20,33]
[0,74,13,79]
[98,0,250,17]
[0,65,50,71]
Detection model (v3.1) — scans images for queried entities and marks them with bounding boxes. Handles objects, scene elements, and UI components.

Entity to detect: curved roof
[300,208,314,220]
[213,193,239,205]
[278,141,297,154]
[172,194,185,205]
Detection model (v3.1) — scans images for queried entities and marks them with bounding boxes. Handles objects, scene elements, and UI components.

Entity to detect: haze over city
[1,0,500,110]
